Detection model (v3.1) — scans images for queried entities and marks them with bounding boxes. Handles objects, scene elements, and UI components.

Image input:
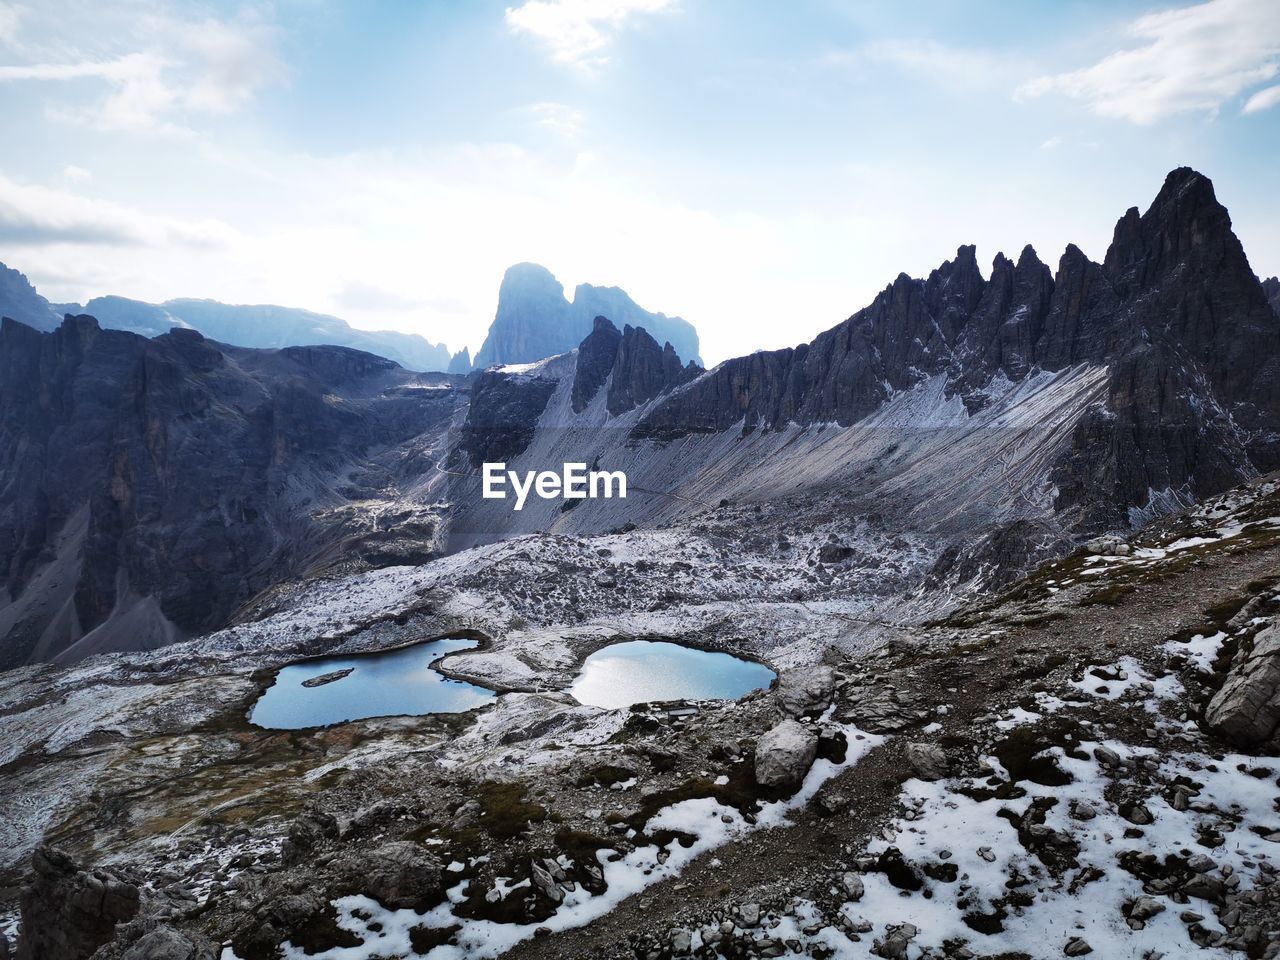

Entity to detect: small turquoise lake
[568,640,776,709]
[248,636,494,730]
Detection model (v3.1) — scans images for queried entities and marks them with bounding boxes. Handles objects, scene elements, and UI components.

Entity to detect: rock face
[474,263,701,370]
[460,366,558,467]
[636,169,1280,529]
[16,846,140,960]
[755,719,819,788]
[571,316,700,415]
[1204,624,1280,745]
[1264,276,1280,320]
[0,317,464,667]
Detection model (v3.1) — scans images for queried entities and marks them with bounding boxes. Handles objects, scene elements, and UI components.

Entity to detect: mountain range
[0,167,1275,670]
[6,167,1280,960]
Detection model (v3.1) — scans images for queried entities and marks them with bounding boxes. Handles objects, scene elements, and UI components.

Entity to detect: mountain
[2,167,1274,669]
[634,168,1280,529]
[0,264,62,331]
[448,346,473,373]
[0,316,465,668]
[8,168,1280,960]
[0,265,457,371]
[472,262,701,370]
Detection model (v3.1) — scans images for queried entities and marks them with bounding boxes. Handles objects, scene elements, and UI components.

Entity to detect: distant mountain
[0,264,456,371]
[0,264,62,331]
[472,263,700,369]
[447,346,473,373]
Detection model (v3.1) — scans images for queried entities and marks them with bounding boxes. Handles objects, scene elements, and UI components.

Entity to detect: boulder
[777,666,836,718]
[755,720,819,789]
[904,742,950,781]
[327,841,444,911]
[118,927,218,960]
[1205,625,1280,744]
[16,846,140,960]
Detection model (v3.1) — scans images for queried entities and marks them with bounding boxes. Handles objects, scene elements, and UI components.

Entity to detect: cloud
[62,164,91,183]
[830,39,1018,90]
[0,174,236,247]
[0,10,284,133]
[0,5,23,45]
[1017,0,1280,124]
[505,0,675,69]
[523,101,586,138]
[1243,83,1280,112]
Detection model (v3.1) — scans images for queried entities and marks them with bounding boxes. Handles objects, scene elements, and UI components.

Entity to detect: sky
[0,0,1277,365]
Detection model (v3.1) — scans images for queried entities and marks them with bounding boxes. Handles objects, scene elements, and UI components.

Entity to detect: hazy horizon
[0,0,1277,365]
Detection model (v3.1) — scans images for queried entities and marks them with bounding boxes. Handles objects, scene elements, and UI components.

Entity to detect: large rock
[16,846,140,960]
[117,927,218,960]
[755,719,819,789]
[326,841,445,911]
[777,666,836,718]
[904,742,950,781]
[1205,624,1280,744]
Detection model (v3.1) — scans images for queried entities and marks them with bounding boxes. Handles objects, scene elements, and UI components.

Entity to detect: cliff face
[473,263,701,370]
[0,317,462,668]
[571,316,701,416]
[636,168,1280,527]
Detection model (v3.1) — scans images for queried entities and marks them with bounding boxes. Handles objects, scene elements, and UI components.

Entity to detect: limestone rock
[755,720,818,789]
[16,846,140,960]
[1205,624,1280,744]
[777,666,836,718]
[904,742,950,781]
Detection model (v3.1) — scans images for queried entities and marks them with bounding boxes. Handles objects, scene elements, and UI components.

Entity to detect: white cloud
[0,10,283,133]
[830,39,1018,91]
[505,0,675,69]
[1018,0,1280,124]
[0,5,23,45]
[523,101,586,138]
[1243,82,1280,112]
[62,164,90,183]
[0,173,236,247]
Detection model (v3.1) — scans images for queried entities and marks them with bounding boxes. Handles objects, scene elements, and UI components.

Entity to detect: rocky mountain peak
[570,316,700,416]
[571,316,624,413]
[474,264,701,370]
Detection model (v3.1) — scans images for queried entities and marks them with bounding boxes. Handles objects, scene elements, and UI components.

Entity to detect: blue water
[248,637,494,729]
[569,640,776,709]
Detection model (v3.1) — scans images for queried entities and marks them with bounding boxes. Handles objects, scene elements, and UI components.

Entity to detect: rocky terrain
[2,166,1280,959]
[3,467,1280,959]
